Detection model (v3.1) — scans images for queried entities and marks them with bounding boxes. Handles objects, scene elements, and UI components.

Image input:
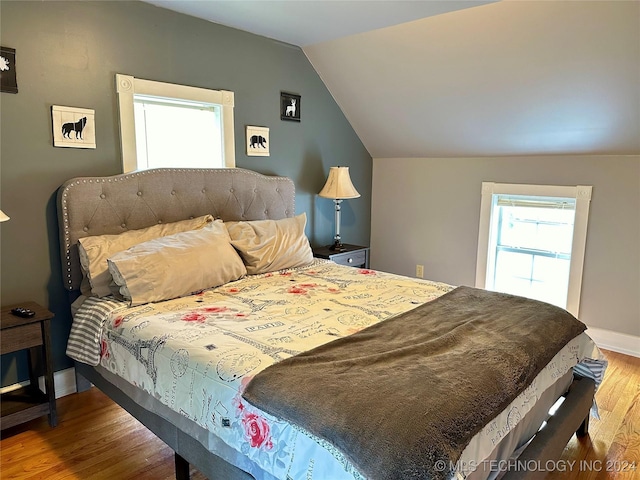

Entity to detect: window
[476,183,592,316]
[116,74,235,173]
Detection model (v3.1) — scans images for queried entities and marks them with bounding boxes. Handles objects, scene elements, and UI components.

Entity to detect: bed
[57,167,607,480]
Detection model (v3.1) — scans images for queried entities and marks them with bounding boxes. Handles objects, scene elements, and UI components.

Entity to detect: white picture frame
[51,105,96,149]
[246,125,269,157]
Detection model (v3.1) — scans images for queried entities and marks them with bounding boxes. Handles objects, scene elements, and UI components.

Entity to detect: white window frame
[475,182,592,317]
[116,73,235,173]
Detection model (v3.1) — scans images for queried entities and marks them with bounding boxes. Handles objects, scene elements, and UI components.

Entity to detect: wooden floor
[1,350,638,480]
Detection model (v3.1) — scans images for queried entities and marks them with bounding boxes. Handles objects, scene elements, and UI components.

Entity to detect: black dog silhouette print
[62,116,87,140]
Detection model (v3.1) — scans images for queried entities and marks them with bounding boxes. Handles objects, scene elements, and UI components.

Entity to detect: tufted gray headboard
[57,168,295,293]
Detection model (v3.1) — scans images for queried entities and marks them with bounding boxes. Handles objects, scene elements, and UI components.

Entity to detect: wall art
[0,46,18,94]
[246,126,269,157]
[51,105,96,149]
[280,92,300,122]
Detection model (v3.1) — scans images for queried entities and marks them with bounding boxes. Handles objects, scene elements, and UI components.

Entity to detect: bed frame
[57,168,595,480]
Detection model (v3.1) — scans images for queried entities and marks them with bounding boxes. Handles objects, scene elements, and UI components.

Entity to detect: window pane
[494,251,534,297]
[495,250,532,282]
[531,256,570,308]
[498,205,575,253]
[493,251,570,308]
[134,98,223,170]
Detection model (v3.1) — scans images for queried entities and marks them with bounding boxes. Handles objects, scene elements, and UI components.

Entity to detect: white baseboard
[586,327,640,358]
[0,367,77,399]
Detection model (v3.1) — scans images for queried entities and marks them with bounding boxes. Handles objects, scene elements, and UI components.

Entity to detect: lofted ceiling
[142,0,496,47]
[144,0,640,158]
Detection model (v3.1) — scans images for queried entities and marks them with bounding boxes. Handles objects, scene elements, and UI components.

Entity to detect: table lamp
[0,210,9,222]
[318,166,360,251]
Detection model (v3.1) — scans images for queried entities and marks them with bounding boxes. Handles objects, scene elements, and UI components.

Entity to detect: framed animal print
[246,126,269,157]
[51,105,96,149]
[280,92,301,122]
[0,46,18,94]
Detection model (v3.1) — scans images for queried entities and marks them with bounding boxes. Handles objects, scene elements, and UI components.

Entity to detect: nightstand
[1,301,57,430]
[313,244,370,268]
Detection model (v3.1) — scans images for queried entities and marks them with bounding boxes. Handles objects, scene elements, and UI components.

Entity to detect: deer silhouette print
[285,99,296,117]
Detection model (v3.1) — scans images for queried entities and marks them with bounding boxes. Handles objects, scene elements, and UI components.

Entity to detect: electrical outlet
[416,264,424,278]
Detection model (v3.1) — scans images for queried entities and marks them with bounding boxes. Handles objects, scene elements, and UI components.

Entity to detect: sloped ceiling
[305,1,640,157]
[144,0,640,157]
[142,0,495,47]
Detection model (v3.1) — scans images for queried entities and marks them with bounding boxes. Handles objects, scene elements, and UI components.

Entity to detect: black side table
[1,301,57,430]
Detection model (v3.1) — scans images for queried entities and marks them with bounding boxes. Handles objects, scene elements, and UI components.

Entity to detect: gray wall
[371,155,639,337]
[0,0,371,386]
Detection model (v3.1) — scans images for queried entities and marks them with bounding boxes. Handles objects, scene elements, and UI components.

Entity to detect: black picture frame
[1,46,18,94]
[280,92,301,122]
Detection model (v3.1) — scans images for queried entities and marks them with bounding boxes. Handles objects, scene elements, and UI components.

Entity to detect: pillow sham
[225,213,313,275]
[107,222,246,306]
[79,214,215,297]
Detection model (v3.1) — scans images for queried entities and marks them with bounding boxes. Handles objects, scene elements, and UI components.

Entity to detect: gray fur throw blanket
[242,286,587,480]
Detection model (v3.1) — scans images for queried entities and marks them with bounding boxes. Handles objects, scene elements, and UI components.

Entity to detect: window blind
[496,195,576,210]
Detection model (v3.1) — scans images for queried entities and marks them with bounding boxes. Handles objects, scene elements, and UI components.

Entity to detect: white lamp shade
[318,167,360,200]
[0,210,9,222]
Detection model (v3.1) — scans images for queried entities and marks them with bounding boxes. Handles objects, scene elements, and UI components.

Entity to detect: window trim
[116,74,235,173]
[475,182,592,316]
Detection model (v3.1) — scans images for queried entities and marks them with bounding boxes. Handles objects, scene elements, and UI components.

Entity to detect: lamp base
[328,240,346,252]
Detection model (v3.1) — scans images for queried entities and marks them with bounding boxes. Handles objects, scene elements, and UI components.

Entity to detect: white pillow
[78,215,215,297]
[107,222,246,306]
[225,213,313,275]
